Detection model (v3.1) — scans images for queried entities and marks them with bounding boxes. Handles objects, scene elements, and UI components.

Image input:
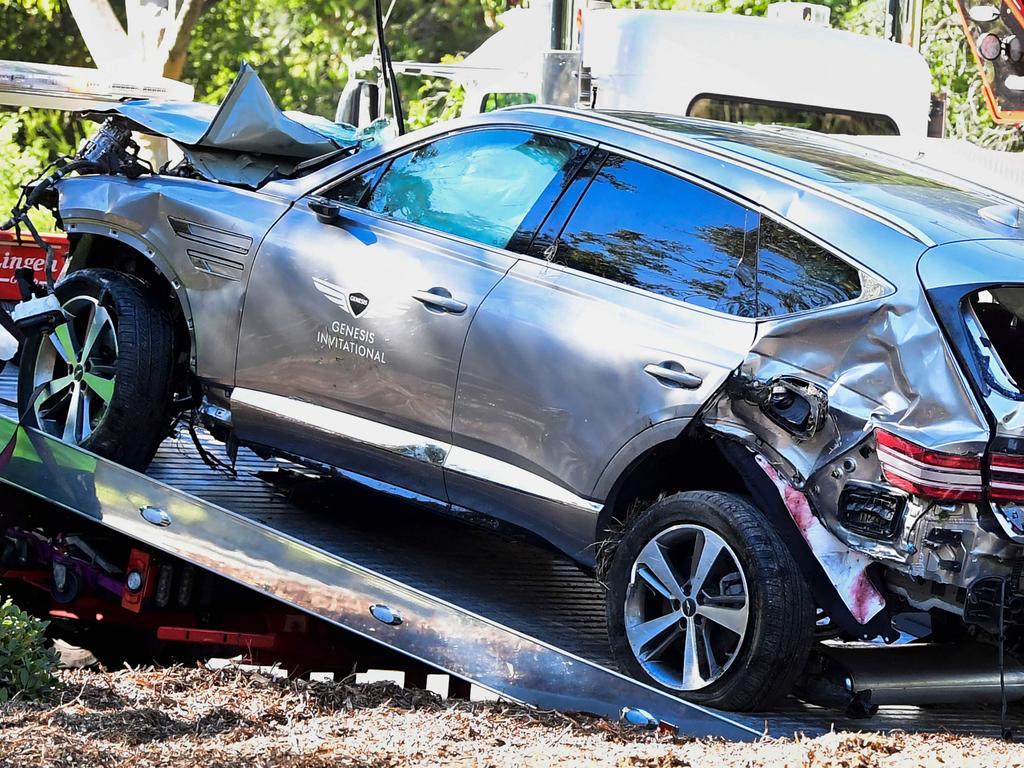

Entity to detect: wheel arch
[63,225,194,368]
[594,422,750,541]
[594,427,896,641]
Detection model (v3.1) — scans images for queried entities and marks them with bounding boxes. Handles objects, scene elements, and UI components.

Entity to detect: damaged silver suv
[13,75,1024,711]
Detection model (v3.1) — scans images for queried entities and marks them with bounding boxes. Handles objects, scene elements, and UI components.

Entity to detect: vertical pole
[886,0,924,49]
[906,0,924,51]
[885,0,902,42]
[550,0,569,50]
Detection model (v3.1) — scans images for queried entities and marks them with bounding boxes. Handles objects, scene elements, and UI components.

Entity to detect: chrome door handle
[412,289,468,314]
[643,363,703,389]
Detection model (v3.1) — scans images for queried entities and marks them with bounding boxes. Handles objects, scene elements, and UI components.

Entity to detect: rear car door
[233,128,587,502]
[449,152,760,559]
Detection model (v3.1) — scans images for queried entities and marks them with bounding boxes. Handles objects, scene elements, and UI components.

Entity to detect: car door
[233,128,587,502]
[449,151,760,559]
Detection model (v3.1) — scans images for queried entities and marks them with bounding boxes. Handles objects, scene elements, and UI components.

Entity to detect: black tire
[605,490,815,711]
[18,269,175,471]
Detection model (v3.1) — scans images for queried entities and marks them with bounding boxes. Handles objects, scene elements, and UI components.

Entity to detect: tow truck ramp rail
[0,408,771,740]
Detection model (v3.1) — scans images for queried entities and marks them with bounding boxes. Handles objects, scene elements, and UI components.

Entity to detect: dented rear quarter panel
[57,174,294,386]
[704,225,990,477]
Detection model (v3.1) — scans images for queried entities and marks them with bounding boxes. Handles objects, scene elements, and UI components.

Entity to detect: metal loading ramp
[0,368,1022,739]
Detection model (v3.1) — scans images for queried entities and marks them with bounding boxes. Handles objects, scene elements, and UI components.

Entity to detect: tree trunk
[163,0,206,79]
[65,0,131,69]
[68,0,206,80]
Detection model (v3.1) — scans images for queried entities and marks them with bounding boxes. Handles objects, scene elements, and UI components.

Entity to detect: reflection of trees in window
[756,219,860,316]
[695,222,758,318]
[592,155,639,194]
[556,227,704,299]
[555,157,752,309]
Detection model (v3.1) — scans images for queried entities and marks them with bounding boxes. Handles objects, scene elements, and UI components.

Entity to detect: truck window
[551,154,757,316]
[327,129,581,250]
[687,94,900,136]
[755,218,862,316]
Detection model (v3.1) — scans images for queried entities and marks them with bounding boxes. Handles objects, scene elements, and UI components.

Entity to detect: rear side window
[328,129,580,250]
[551,155,757,315]
[756,218,861,316]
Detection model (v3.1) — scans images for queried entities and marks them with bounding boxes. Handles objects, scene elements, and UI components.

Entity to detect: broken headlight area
[836,482,907,541]
[708,376,1024,627]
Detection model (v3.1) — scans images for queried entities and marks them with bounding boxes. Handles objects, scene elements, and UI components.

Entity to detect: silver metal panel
[450,258,755,554]
[233,388,450,467]
[445,445,603,513]
[232,199,515,501]
[59,173,290,385]
[231,387,604,523]
[919,238,1024,443]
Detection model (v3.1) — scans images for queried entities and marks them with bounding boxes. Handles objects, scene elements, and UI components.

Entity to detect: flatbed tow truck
[5,14,1024,741]
[2,361,1024,740]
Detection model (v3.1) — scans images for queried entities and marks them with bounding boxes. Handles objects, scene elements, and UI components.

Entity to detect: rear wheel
[605,490,815,711]
[17,269,175,470]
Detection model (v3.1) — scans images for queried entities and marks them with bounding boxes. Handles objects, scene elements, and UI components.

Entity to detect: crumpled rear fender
[703,275,990,488]
[57,173,291,386]
[701,265,998,625]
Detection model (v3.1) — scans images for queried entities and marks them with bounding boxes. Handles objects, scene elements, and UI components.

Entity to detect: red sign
[0,230,69,301]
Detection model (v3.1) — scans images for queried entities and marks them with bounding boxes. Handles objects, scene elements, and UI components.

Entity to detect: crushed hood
[86,64,383,187]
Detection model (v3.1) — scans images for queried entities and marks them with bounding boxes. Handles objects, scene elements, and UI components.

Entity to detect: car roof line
[498,104,935,246]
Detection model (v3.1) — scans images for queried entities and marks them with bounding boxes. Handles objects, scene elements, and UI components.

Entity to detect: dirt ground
[0,666,1021,768]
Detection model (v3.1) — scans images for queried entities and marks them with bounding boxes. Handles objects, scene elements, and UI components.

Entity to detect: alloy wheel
[623,523,749,691]
[31,295,118,444]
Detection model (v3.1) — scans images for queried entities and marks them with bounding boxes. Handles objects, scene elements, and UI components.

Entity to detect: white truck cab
[389,2,933,138]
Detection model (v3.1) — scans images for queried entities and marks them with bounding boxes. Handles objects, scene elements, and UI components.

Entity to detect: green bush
[0,112,60,232]
[0,598,59,703]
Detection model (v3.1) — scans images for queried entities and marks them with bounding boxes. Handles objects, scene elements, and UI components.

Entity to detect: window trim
[515,142,893,322]
[311,124,599,261]
[685,92,901,137]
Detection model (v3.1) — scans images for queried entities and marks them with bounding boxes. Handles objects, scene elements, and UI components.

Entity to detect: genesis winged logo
[313,276,369,318]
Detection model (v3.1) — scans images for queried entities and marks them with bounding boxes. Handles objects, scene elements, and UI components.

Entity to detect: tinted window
[552,155,757,315]
[338,130,578,249]
[756,218,861,316]
[687,94,899,136]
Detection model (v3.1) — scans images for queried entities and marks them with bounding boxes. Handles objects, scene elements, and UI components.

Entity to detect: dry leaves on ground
[0,666,1020,767]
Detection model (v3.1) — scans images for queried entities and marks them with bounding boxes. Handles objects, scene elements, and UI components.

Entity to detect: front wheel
[605,490,814,711]
[18,269,175,471]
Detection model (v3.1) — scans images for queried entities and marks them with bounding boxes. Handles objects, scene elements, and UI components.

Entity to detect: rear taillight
[989,452,1024,502]
[874,429,983,502]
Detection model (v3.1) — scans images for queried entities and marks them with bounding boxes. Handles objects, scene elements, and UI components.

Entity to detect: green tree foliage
[0,113,59,229]
[182,0,501,118]
[0,598,59,702]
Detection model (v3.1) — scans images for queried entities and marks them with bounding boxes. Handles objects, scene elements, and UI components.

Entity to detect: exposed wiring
[1,118,150,297]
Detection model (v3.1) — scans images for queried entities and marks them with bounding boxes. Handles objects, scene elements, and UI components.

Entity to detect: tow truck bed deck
[0,368,1021,738]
